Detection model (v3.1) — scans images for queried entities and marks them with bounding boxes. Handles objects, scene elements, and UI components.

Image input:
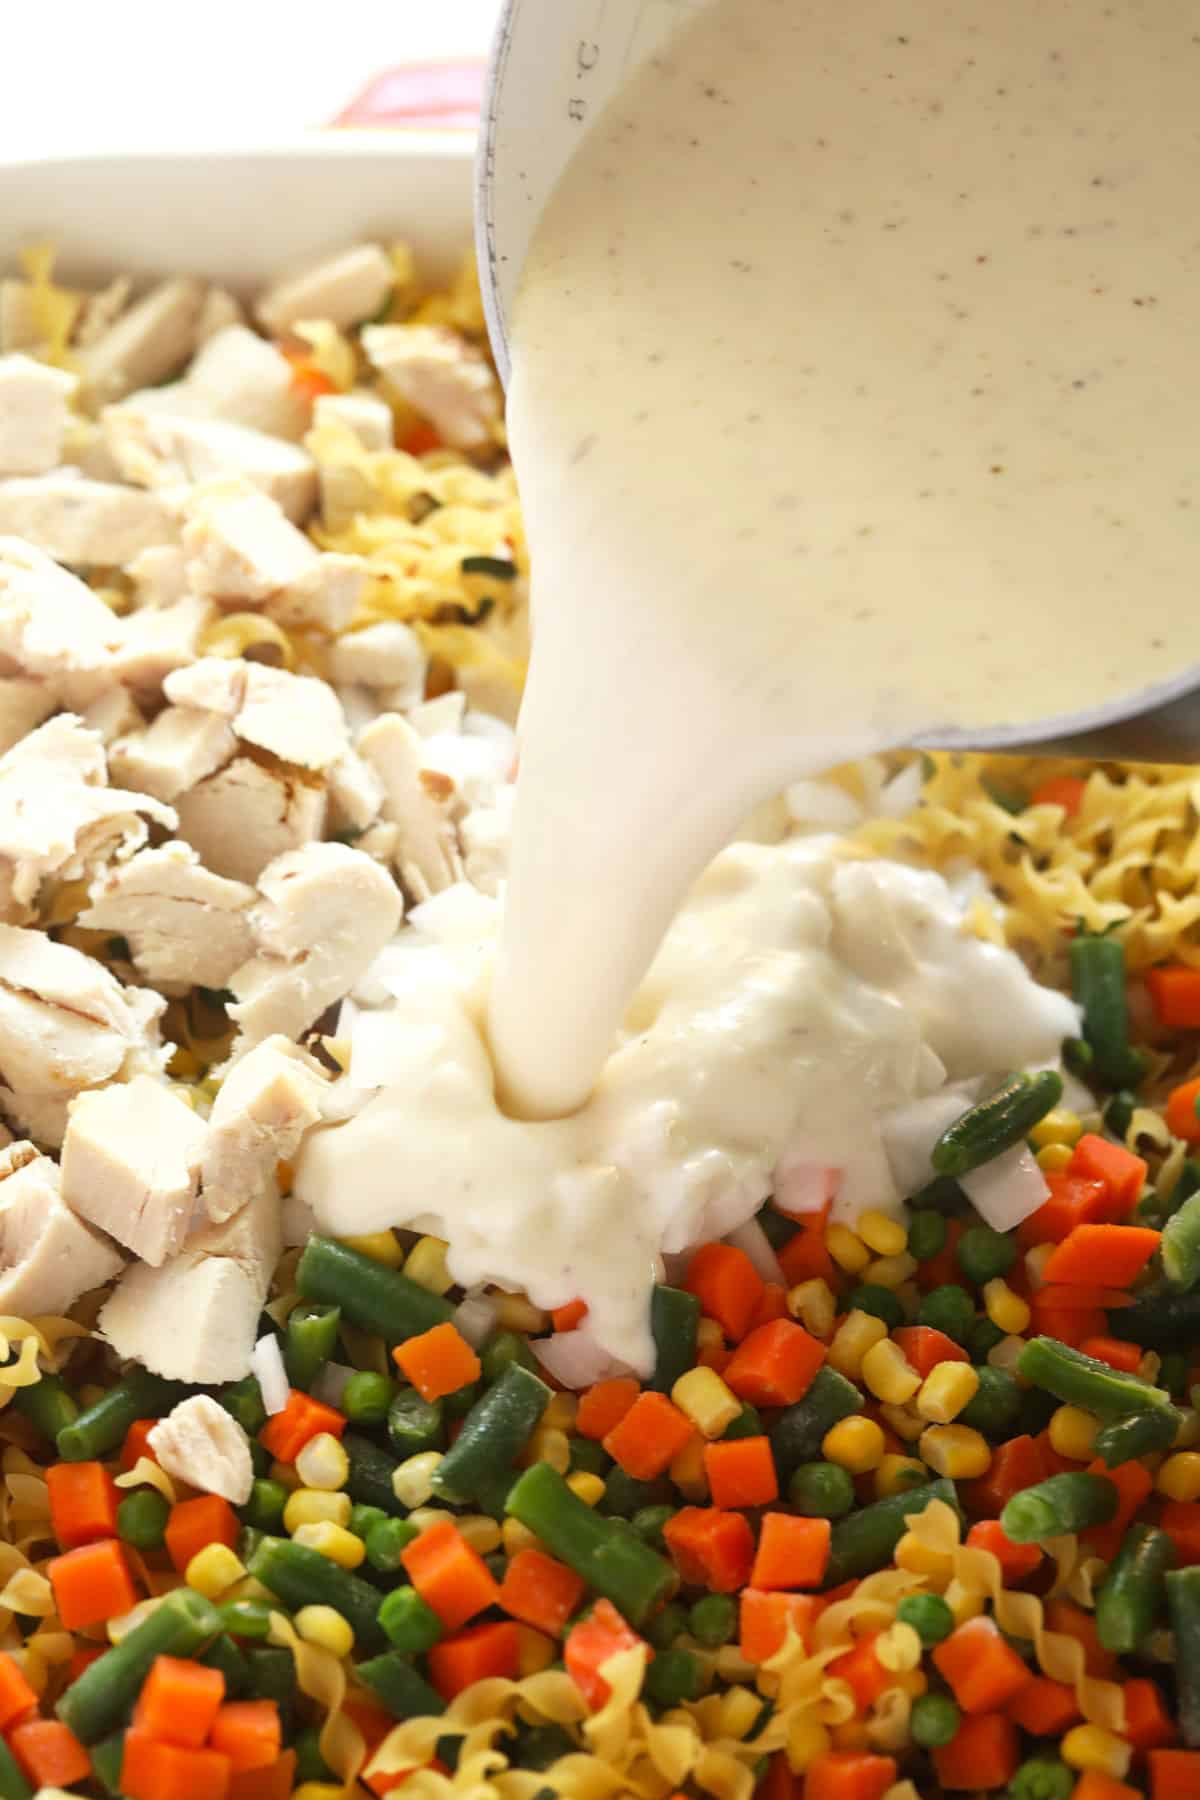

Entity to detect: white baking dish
[0,137,474,292]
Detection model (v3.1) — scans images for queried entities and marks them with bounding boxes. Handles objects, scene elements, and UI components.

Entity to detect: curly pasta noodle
[267,1611,365,1790]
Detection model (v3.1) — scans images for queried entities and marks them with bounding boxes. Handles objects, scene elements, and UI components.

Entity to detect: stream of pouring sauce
[488,0,1200,1121]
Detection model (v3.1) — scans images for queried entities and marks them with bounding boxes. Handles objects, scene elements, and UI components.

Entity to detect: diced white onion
[252,1334,289,1416]
[773,1155,839,1217]
[532,1330,634,1391]
[453,1291,498,1349]
[879,1089,978,1198]
[725,1218,785,1286]
[783,779,863,831]
[959,1142,1049,1232]
[311,1361,356,1408]
[878,759,925,818]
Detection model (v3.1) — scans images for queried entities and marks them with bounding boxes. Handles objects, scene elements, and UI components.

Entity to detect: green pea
[568,1437,610,1477]
[631,1505,676,1549]
[242,1479,288,1534]
[787,1461,855,1519]
[688,1594,737,1648]
[116,1489,169,1551]
[917,1284,976,1345]
[909,1692,961,1749]
[379,1585,443,1654]
[957,1365,1022,1440]
[341,1372,396,1426]
[480,1329,537,1385]
[349,1504,389,1542]
[956,1225,1016,1286]
[906,1211,947,1262]
[968,1316,1007,1361]
[643,1647,703,1706]
[365,1516,419,1573]
[845,1284,906,1331]
[1007,1757,1075,1800]
[721,1404,764,1441]
[895,1592,955,1647]
[602,1468,673,1518]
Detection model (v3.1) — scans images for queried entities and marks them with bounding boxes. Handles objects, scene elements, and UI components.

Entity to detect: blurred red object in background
[332,62,484,131]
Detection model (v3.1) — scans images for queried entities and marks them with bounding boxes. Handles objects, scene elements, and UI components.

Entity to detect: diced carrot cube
[1121,1677,1177,1752]
[933,1714,1018,1791]
[209,1701,283,1772]
[704,1436,779,1509]
[165,1495,240,1575]
[662,1506,755,1592]
[46,1461,120,1549]
[564,1598,648,1708]
[739,1589,824,1663]
[122,1730,232,1800]
[0,1652,38,1730]
[48,1538,139,1630]
[750,1513,831,1591]
[8,1718,91,1790]
[393,1322,481,1403]
[1005,1676,1080,1737]
[826,1633,892,1712]
[427,1619,520,1701]
[258,1390,346,1464]
[932,1616,1033,1713]
[965,1519,1042,1583]
[723,1319,826,1407]
[133,1654,226,1748]
[603,1391,694,1480]
[400,1519,500,1631]
[684,1243,765,1340]
[803,1750,897,1800]
[575,1378,640,1441]
[498,1548,585,1637]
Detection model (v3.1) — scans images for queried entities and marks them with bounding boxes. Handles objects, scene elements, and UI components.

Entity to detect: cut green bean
[89,1733,126,1798]
[769,1366,862,1481]
[242,1478,289,1533]
[823,1480,959,1587]
[649,1285,700,1394]
[297,1236,452,1340]
[244,1646,297,1723]
[1110,1284,1200,1349]
[644,1646,703,1705]
[0,1734,32,1800]
[1017,1335,1175,1420]
[1163,1191,1200,1292]
[1095,1523,1174,1653]
[506,1464,676,1627]
[285,1304,341,1391]
[219,1375,268,1438]
[56,1369,186,1463]
[431,1362,551,1504]
[379,1585,444,1654]
[343,1431,404,1515]
[480,1329,538,1385]
[13,1372,78,1443]
[1094,1405,1180,1468]
[387,1386,445,1459]
[1070,932,1148,1089]
[116,1488,169,1551]
[248,1535,385,1651]
[365,1517,419,1573]
[57,1586,221,1742]
[357,1651,446,1720]
[1167,1566,1200,1746]
[1001,1473,1118,1544]
[932,1070,1063,1177]
[342,1371,396,1426]
[216,1598,277,1641]
[201,1633,252,1698]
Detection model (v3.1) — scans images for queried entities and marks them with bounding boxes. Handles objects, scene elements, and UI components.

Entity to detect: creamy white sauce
[490,0,1200,1119]
[296,839,1076,1370]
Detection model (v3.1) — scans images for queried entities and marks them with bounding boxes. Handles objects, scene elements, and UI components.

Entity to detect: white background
[0,0,503,158]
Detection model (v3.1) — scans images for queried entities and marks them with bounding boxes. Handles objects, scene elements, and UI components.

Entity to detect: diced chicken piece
[0,1142,125,1316]
[0,283,37,354]
[148,1395,253,1505]
[0,925,165,1100]
[330,621,425,701]
[328,748,384,834]
[81,841,255,991]
[312,389,394,452]
[230,843,402,1051]
[0,538,121,695]
[60,416,124,484]
[361,324,501,452]
[197,287,245,342]
[62,1075,206,1265]
[82,688,145,746]
[126,544,189,608]
[0,476,178,567]
[407,692,466,738]
[102,409,317,523]
[358,713,462,899]
[74,277,133,349]
[201,1034,331,1223]
[0,354,78,476]
[109,594,214,694]
[0,715,176,921]
[99,1187,280,1383]
[0,1088,71,1151]
[78,278,205,405]
[182,487,365,631]
[169,326,309,440]
[108,705,235,803]
[257,243,394,336]
[175,758,327,884]
[0,678,54,755]
[165,657,349,772]
[460,790,514,897]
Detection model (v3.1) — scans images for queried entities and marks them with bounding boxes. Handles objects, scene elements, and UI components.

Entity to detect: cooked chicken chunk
[0,475,178,566]
[99,1187,281,1383]
[0,678,54,756]
[62,1075,207,1265]
[313,389,394,452]
[358,712,463,899]
[0,715,176,922]
[174,757,327,885]
[229,843,402,1051]
[329,621,425,702]
[81,688,145,747]
[74,277,134,350]
[0,354,78,476]
[148,1395,253,1505]
[0,537,121,693]
[0,1142,125,1316]
[361,324,501,452]
[257,243,394,336]
[196,288,245,342]
[108,705,236,803]
[126,544,189,609]
[103,409,317,523]
[165,657,349,772]
[201,1034,331,1223]
[81,842,256,991]
[183,488,365,632]
[328,748,384,834]
[78,278,205,405]
[145,325,310,440]
[109,595,215,694]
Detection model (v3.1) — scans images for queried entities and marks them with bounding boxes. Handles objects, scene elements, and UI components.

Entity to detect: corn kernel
[915,1363,980,1424]
[696,1316,725,1355]
[673,1366,742,1438]
[894,1532,955,1581]
[1049,1405,1100,1462]
[1024,1244,1056,1288]
[1157,1451,1200,1501]
[338,1231,404,1268]
[502,1518,541,1557]
[295,1433,350,1492]
[457,1515,502,1554]
[542,1392,578,1432]
[391,1451,445,1509]
[823,1415,886,1474]
[407,1507,455,1535]
[567,1472,606,1507]
[865,1253,919,1290]
[825,1225,871,1275]
[719,1686,761,1739]
[919,1424,991,1479]
[788,1279,836,1340]
[492,1292,549,1334]
[283,1488,352,1534]
[875,1621,923,1672]
[827,1310,888,1380]
[1036,1143,1074,1173]
[858,1210,909,1257]
[1030,1109,1083,1150]
[1061,1725,1133,1779]
[787,1717,833,1771]
[670,1432,710,1501]
[861,1339,921,1406]
[1174,1410,1200,1450]
[291,1522,366,1570]
[294,1785,346,1800]
[983,1278,1031,1335]
[986,1335,1028,1377]
[404,1235,454,1296]
[879,1403,926,1444]
[517,1626,556,1676]
[186,1544,245,1600]
[525,1426,570,1474]
[295,1605,355,1659]
[874,1455,929,1500]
